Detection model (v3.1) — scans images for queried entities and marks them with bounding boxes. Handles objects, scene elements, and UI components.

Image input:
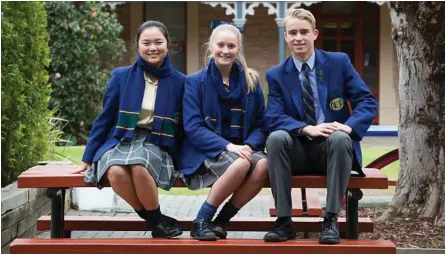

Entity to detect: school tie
[301,63,317,125]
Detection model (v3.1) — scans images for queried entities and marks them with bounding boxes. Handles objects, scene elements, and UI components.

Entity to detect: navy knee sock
[196,201,217,221]
[215,201,239,224]
[135,208,146,220]
[135,206,163,229]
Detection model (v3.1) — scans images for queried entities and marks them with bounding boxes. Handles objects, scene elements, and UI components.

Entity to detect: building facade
[115,1,399,125]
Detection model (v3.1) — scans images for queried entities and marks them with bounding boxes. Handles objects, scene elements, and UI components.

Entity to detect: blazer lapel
[284,58,304,120]
[314,49,330,121]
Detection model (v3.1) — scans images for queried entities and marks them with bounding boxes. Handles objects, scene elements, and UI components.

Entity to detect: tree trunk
[378,2,445,225]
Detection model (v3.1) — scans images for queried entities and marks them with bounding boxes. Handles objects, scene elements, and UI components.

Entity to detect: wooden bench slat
[306,189,323,216]
[269,189,304,216]
[37,216,374,233]
[18,165,388,189]
[10,238,396,254]
[388,179,397,186]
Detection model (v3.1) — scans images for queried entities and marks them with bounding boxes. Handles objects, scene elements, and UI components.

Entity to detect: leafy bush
[1,2,53,186]
[46,2,126,143]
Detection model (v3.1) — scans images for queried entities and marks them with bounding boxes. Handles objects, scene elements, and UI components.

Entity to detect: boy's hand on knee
[302,123,336,138]
[332,121,352,134]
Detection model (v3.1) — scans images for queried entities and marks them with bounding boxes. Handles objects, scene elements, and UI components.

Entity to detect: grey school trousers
[266,130,353,217]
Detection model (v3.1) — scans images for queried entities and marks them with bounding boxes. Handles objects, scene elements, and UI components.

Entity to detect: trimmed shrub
[1,2,53,186]
[46,2,126,143]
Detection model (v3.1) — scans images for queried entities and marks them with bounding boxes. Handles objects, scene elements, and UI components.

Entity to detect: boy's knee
[266,130,292,150]
[328,130,351,146]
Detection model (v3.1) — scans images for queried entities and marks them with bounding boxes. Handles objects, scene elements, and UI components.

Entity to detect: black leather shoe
[191,218,217,241]
[212,219,230,239]
[162,214,181,227]
[151,216,183,238]
[319,216,340,244]
[263,219,296,242]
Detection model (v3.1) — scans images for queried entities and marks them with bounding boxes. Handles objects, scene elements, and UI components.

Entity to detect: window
[312,2,380,123]
[145,2,186,73]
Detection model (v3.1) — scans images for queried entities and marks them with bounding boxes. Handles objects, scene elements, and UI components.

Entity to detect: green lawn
[54,145,399,195]
[362,147,399,179]
[53,146,85,164]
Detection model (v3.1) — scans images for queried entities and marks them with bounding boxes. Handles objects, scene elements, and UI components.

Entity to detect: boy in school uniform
[264,8,378,244]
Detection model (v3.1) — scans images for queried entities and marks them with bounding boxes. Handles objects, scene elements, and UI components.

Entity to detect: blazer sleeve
[183,75,230,158]
[82,69,120,164]
[264,72,308,135]
[245,83,267,150]
[342,54,378,141]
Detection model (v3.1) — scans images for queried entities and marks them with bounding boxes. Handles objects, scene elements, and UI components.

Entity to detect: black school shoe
[190,218,218,241]
[212,219,230,239]
[162,214,181,228]
[319,216,340,244]
[263,218,296,242]
[151,215,183,238]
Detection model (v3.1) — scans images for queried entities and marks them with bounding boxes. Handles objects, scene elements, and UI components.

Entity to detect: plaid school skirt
[84,128,178,191]
[179,150,266,190]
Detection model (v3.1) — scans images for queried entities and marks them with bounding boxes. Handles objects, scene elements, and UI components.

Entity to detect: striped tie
[301,63,317,125]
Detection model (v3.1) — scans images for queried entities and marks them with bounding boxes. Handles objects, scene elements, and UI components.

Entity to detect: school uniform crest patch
[330,98,344,111]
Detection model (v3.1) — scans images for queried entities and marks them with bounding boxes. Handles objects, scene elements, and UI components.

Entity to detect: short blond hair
[283,8,316,30]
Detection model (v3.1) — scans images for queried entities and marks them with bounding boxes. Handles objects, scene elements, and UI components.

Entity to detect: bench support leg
[61,189,72,238]
[64,230,72,238]
[46,188,66,238]
[300,188,310,239]
[346,188,363,239]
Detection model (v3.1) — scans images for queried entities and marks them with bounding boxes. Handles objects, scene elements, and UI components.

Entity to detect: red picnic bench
[16,164,387,239]
[9,163,395,253]
[11,238,396,254]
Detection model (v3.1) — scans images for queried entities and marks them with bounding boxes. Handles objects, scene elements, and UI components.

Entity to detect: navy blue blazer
[180,68,268,175]
[82,66,186,164]
[265,49,378,175]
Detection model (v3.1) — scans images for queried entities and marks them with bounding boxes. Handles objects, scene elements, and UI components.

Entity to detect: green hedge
[46,2,126,143]
[1,2,53,186]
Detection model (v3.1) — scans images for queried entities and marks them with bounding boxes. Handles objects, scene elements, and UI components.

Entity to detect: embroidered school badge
[317,69,324,83]
[330,98,344,111]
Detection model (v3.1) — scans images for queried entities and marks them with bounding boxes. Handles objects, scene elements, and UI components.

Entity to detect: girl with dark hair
[74,20,185,238]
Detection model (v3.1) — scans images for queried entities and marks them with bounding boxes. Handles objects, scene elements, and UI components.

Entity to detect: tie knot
[302,63,310,72]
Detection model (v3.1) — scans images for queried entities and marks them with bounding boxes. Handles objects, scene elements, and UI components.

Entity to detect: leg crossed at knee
[234,158,251,176]
[250,159,268,184]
